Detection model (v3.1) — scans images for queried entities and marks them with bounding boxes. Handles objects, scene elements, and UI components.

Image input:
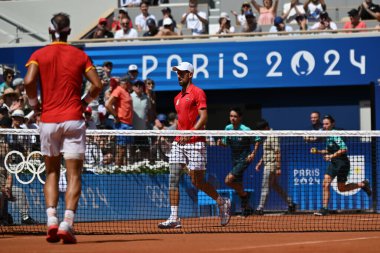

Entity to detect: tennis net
[0,129,379,234]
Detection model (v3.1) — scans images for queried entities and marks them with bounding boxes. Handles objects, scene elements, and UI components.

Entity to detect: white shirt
[135,14,156,31]
[283,3,306,24]
[268,25,293,36]
[310,21,337,31]
[114,28,138,39]
[131,92,150,130]
[306,2,324,22]
[120,0,141,7]
[183,11,208,35]
[237,14,247,27]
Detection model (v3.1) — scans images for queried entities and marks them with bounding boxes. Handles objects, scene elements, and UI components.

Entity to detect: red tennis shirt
[25,42,94,123]
[174,83,206,143]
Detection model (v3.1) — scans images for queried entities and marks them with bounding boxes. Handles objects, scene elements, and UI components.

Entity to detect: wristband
[28,97,38,107]
[82,93,95,105]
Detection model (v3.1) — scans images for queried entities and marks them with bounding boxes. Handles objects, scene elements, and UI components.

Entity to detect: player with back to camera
[158,62,231,229]
[310,115,372,216]
[24,12,103,243]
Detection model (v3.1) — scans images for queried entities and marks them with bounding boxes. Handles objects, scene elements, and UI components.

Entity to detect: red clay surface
[1,232,380,253]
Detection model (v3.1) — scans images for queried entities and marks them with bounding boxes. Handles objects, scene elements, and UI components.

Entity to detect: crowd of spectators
[89,0,380,40]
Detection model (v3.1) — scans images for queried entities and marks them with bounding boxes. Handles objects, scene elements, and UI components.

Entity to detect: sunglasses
[121,22,129,26]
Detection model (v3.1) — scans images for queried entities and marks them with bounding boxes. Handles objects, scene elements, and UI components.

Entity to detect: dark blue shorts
[114,122,134,145]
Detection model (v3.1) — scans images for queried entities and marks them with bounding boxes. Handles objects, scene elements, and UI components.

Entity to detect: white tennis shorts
[168,141,207,170]
[40,120,86,157]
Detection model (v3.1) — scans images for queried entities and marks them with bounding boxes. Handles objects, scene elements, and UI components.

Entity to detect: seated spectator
[303,0,327,22]
[84,136,104,168]
[121,0,141,7]
[112,7,134,34]
[114,17,138,40]
[359,0,380,20]
[143,18,159,37]
[269,16,293,34]
[344,9,367,32]
[181,0,209,35]
[12,78,25,97]
[282,0,306,24]
[135,1,156,32]
[153,113,167,130]
[231,1,253,28]
[251,0,279,26]
[93,18,114,39]
[310,11,337,32]
[295,14,309,31]
[166,112,177,130]
[156,18,181,36]
[0,107,9,122]
[242,11,262,33]
[216,12,236,35]
[2,88,18,114]
[158,7,177,30]
[0,68,14,96]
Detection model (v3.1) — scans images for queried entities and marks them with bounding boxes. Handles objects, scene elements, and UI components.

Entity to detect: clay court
[1,231,380,253]
[1,214,380,253]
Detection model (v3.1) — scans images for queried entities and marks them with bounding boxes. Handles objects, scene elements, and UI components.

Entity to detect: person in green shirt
[311,115,372,216]
[217,107,259,216]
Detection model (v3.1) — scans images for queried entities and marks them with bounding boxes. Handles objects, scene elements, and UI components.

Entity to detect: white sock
[64,210,75,226]
[170,206,178,220]
[46,207,57,225]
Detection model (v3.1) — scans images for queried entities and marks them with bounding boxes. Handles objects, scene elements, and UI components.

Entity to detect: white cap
[12,78,24,87]
[11,109,24,118]
[163,18,173,26]
[220,12,230,20]
[128,64,138,72]
[172,62,194,73]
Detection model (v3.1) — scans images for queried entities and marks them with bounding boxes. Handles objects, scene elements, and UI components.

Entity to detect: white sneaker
[158,217,182,229]
[57,221,77,244]
[219,198,231,226]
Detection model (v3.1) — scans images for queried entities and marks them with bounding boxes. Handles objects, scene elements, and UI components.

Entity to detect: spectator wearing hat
[158,7,177,30]
[155,18,181,36]
[242,11,262,33]
[359,0,380,20]
[310,11,337,31]
[2,88,19,114]
[93,18,114,39]
[344,9,367,32]
[12,78,25,96]
[112,7,134,33]
[216,12,235,35]
[231,1,253,27]
[304,0,327,22]
[0,68,15,96]
[135,1,156,32]
[251,0,279,26]
[121,0,141,7]
[282,0,306,24]
[143,18,159,36]
[114,17,138,40]
[181,0,209,35]
[84,106,97,129]
[269,16,293,34]
[127,64,139,82]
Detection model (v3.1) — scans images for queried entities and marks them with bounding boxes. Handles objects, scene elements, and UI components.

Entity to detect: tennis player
[158,62,231,229]
[311,115,372,216]
[24,12,102,243]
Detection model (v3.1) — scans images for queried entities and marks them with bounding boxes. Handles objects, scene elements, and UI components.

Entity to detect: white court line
[210,236,380,252]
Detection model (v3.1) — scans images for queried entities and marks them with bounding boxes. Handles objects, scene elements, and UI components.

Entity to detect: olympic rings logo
[4,151,67,185]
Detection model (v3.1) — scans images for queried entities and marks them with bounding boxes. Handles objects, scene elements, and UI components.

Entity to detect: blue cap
[157,114,167,122]
[274,16,284,25]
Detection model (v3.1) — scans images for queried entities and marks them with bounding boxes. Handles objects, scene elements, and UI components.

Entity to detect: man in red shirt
[105,78,134,166]
[24,12,102,244]
[344,9,367,31]
[158,62,231,229]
